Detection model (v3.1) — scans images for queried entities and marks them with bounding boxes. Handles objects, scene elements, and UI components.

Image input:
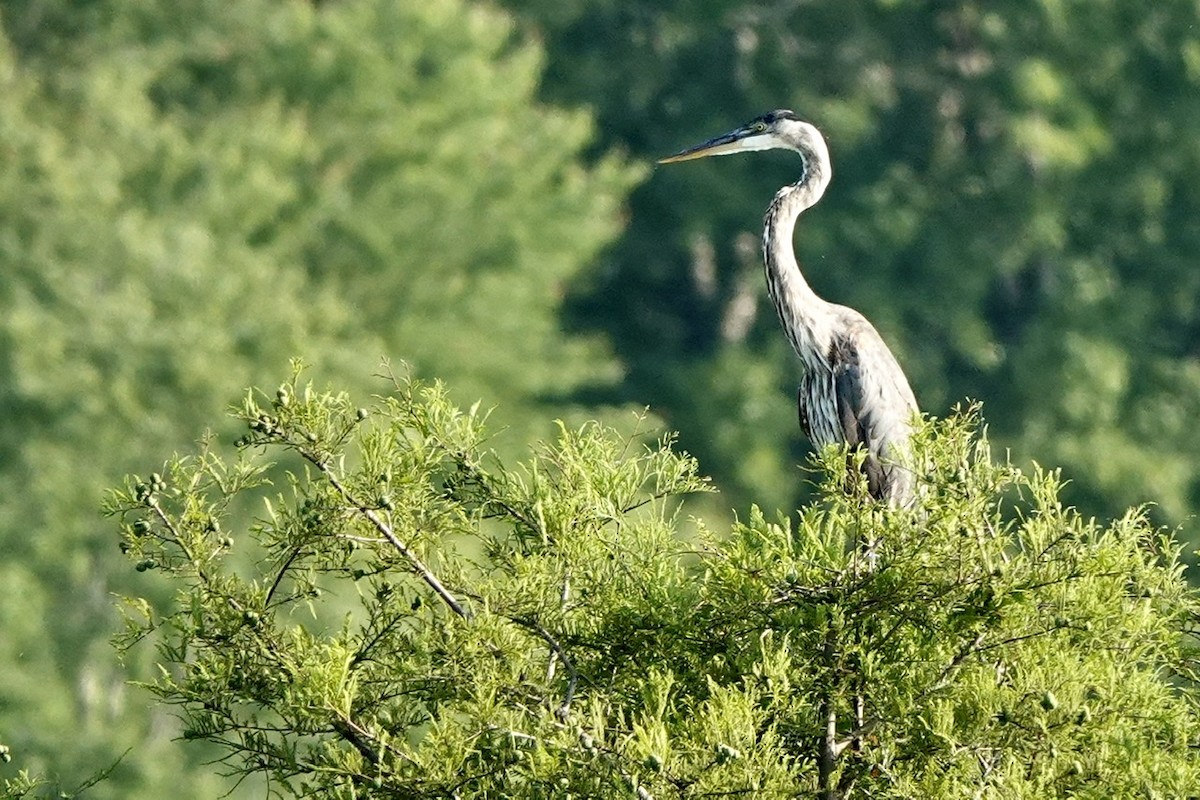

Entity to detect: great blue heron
[660,110,918,505]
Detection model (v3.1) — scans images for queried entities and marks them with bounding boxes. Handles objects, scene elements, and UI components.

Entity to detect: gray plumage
[660,110,918,505]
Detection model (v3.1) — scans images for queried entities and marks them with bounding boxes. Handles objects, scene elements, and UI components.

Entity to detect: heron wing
[831,347,888,498]
[833,358,867,449]
[793,308,917,504]
[828,313,917,502]
[794,330,888,456]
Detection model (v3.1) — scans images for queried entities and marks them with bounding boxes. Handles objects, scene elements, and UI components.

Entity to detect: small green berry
[1040,691,1059,711]
[356,408,369,421]
[135,559,156,572]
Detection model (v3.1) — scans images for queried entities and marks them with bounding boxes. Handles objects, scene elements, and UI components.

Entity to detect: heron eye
[754,122,768,132]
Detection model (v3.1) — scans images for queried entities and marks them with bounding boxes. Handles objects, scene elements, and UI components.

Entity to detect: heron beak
[658,130,749,164]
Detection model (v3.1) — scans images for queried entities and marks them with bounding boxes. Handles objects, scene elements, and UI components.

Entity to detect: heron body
[660,110,918,505]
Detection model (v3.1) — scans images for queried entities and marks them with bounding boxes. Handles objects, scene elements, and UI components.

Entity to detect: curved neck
[762,149,834,370]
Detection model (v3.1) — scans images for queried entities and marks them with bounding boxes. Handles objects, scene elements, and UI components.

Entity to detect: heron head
[658,110,821,164]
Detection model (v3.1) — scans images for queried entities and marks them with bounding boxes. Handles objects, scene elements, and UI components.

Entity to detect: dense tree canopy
[99,370,1200,798]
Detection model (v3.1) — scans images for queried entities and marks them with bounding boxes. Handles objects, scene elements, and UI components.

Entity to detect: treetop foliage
[102,367,1200,798]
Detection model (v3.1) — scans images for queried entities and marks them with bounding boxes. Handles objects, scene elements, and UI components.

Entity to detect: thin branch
[350,610,406,669]
[311,459,471,620]
[546,573,571,685]
[973,628,1062,656]
[818,628,841,800]
[330,713,418,767]
[146,495,235,610]
[835,717,880,755]
[264,546,305,609]
[925,631,988,696]
[506,618,576,724]
[517,616,577,720]
[836,629,989,759]
[70,748,132,794]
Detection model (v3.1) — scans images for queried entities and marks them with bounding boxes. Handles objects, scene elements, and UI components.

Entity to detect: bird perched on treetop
[659,110,918,506]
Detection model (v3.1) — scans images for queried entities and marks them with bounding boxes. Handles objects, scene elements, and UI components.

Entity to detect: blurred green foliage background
[1,0,1198,795]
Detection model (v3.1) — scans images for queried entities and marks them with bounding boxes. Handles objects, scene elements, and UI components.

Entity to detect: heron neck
[762,161,833,370]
